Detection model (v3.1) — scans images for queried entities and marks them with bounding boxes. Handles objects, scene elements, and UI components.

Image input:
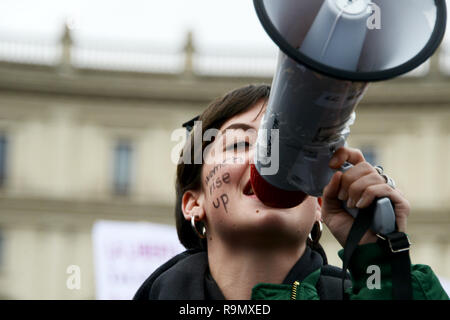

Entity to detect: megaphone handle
[339,163,396,234]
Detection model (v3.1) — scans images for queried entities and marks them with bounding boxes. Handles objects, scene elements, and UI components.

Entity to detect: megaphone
[250,0,447,233]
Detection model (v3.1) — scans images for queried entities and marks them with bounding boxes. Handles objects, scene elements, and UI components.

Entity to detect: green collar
[251,268,322,300]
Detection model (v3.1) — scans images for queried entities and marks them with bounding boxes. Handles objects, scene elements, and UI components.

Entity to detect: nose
[247,143,256,165]
[223,142,255,166]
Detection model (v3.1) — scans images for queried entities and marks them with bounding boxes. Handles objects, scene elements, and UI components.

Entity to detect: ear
[181,190,206,222]
[315,197,322,222]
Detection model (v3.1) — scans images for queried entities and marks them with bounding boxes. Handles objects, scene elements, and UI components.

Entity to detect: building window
[361,145,377,166]
[0,135,7,188]
[113,141,133,196]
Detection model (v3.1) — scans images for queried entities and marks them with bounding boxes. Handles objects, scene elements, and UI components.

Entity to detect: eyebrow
[220,123,256,136]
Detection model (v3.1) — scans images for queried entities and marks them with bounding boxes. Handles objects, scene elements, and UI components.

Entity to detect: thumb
[322,171,342,205]
[321,170,346,231]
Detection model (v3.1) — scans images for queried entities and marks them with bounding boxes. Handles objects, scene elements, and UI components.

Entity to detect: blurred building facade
[0,27,449,299]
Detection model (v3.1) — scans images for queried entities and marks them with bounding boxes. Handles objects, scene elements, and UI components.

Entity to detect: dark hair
[175,84,271,249]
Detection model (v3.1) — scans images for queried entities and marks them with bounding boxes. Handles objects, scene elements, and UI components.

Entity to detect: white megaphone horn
[250,0,447,234]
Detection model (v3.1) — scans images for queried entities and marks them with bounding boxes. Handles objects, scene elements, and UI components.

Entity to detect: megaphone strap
[341,201,413,300]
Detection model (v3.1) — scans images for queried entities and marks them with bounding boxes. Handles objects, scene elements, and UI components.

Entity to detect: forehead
[219,99,266,132]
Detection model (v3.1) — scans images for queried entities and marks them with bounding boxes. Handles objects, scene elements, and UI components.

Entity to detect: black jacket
[133,246,346,300]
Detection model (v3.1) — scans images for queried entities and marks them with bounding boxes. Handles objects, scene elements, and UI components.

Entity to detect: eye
[225,141,251,152]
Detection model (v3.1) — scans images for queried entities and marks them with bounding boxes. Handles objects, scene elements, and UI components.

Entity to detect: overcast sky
[0,0,448,61]
[0,0,277,54]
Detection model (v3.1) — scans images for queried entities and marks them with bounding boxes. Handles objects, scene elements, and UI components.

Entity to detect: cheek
[202,162,245,215]
[293,197,320,224]
[299,197,319,212]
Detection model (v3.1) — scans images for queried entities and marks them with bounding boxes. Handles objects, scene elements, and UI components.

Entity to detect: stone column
[59,22,73,73]
[183,31,195,77]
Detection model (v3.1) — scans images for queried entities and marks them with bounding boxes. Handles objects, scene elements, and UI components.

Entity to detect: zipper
[291,281,300,300]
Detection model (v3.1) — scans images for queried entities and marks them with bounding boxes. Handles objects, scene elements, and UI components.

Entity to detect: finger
[355,184,404,210]
[329,147,365,169]
[338,161,375,201]
[346,172,386,208]
[355,184,410,232]
[395,187,405,197]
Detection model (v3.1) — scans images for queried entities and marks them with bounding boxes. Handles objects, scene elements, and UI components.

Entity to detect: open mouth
[243,180,255,196]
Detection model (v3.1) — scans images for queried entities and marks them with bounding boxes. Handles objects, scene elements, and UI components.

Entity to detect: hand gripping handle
[340,163,396,234]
